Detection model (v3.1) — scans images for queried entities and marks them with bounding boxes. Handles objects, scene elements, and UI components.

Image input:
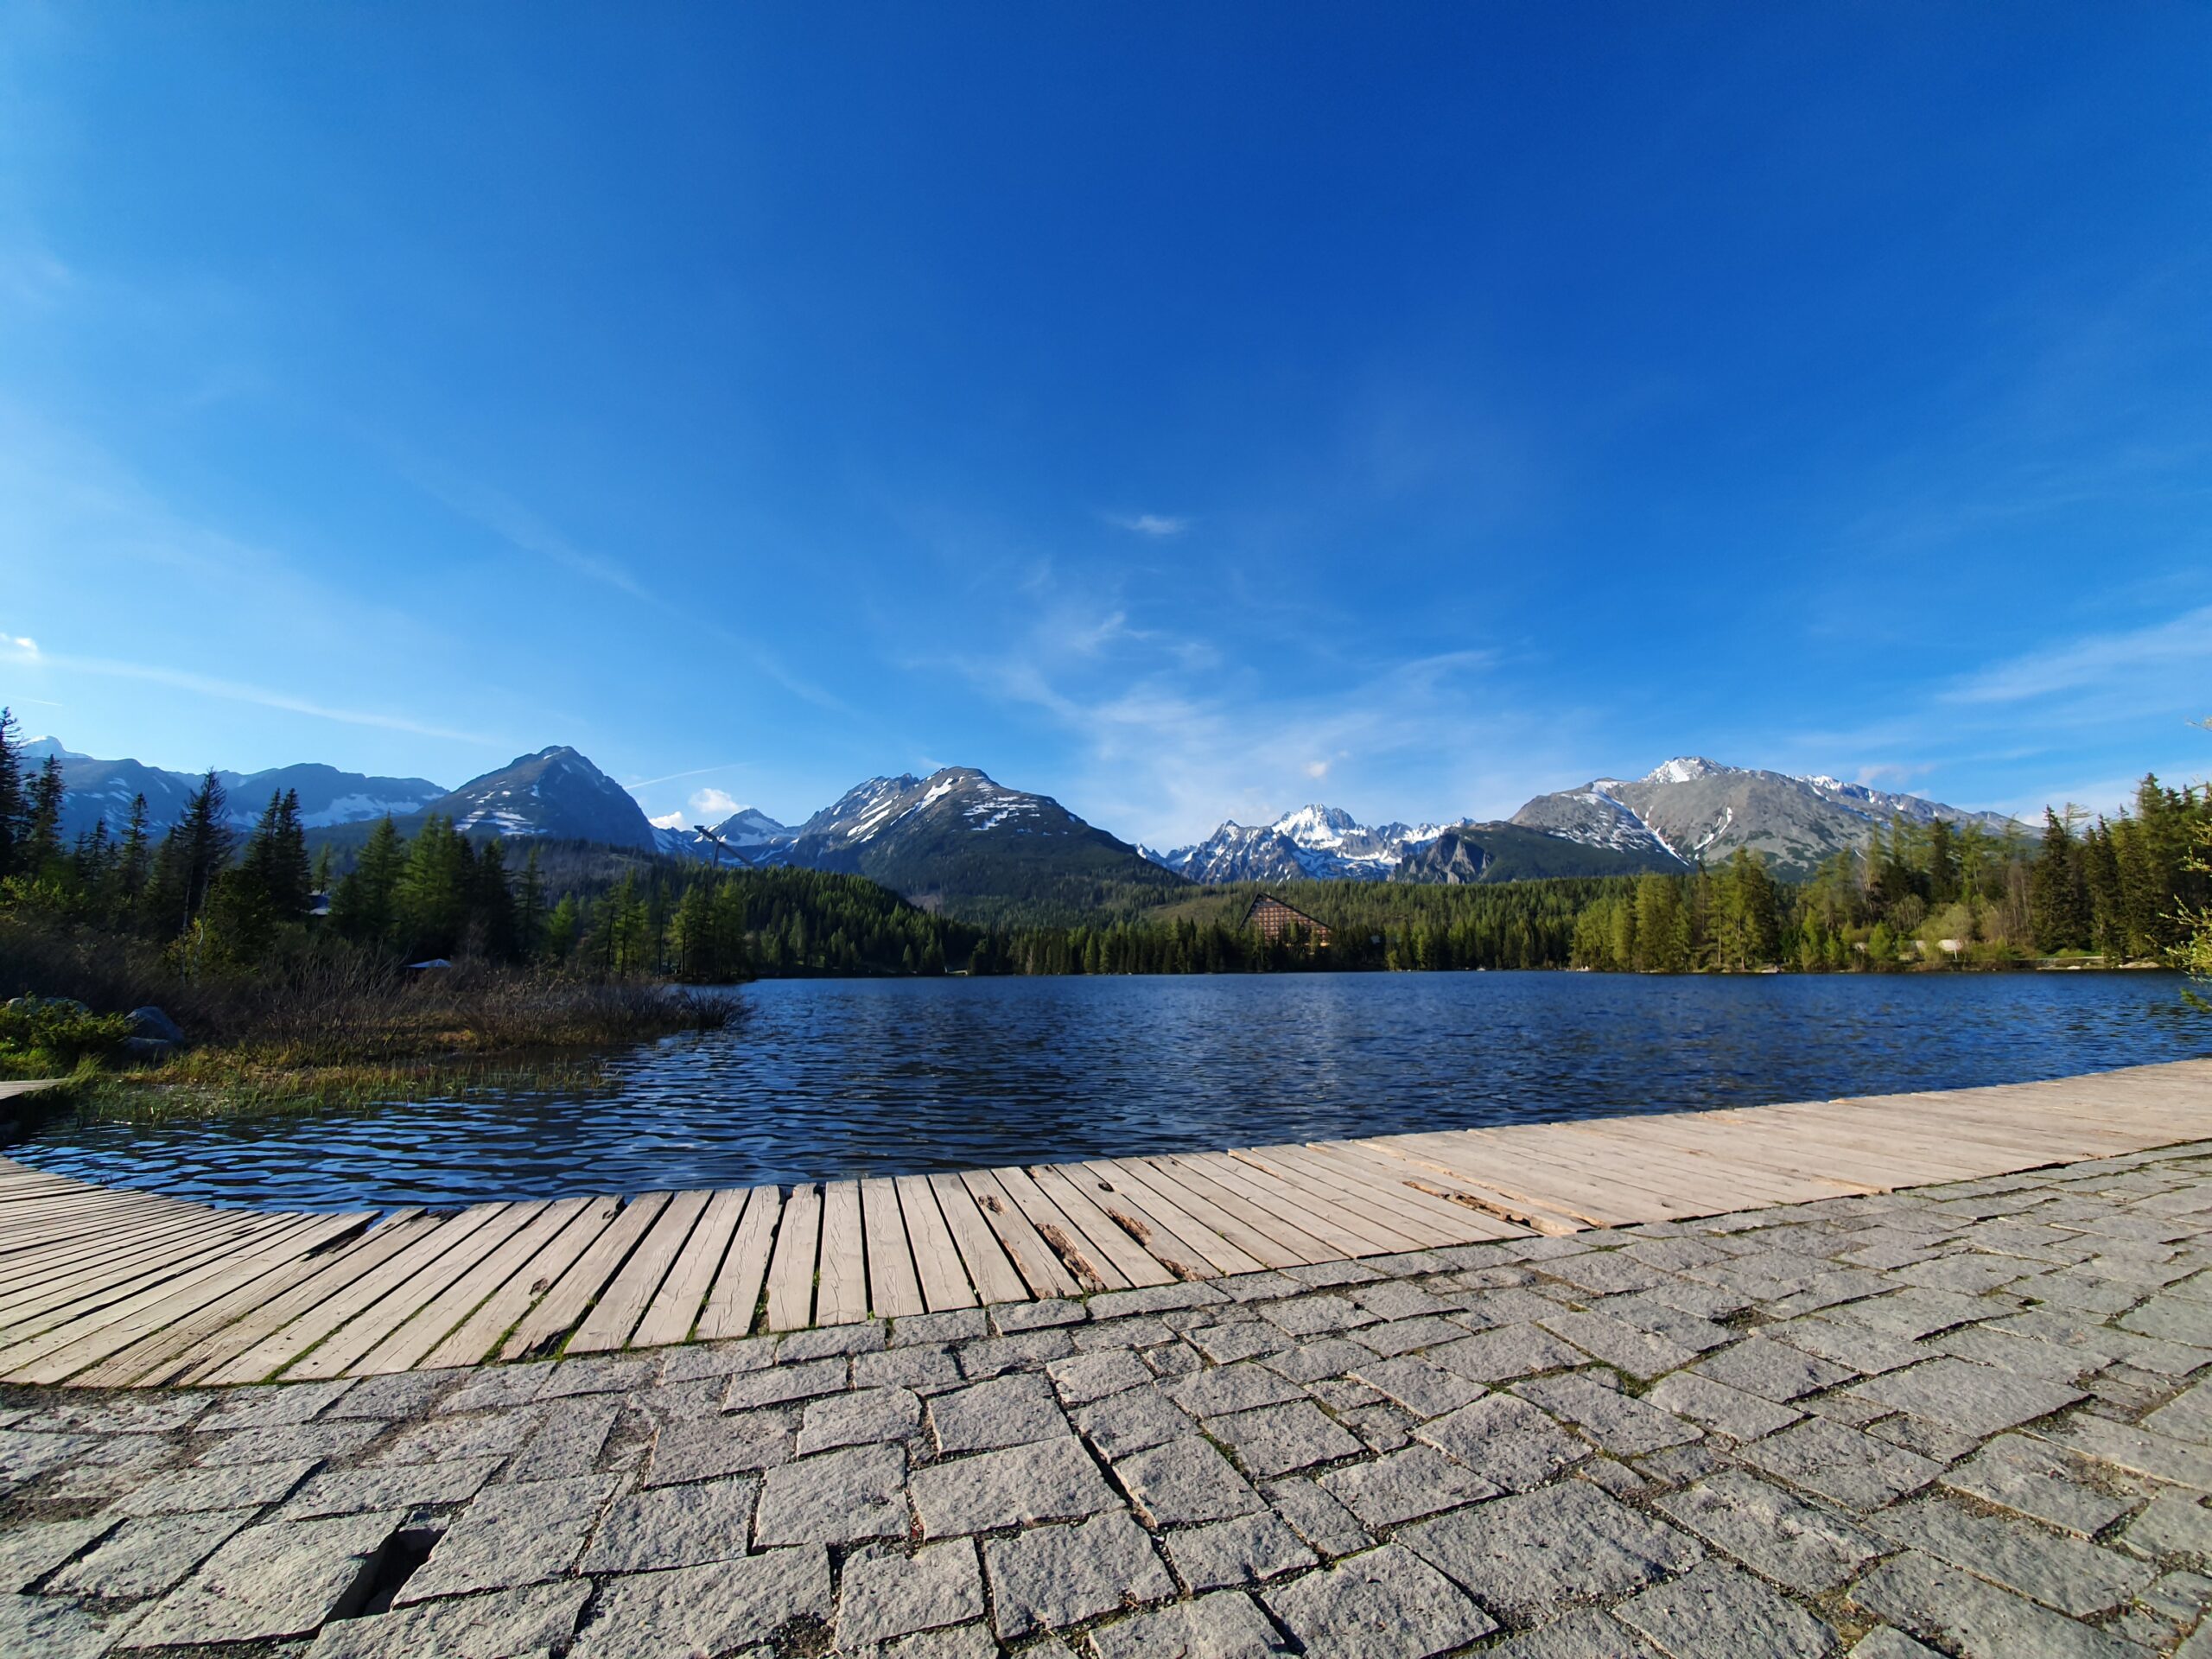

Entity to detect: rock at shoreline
[127,1007,186,1046]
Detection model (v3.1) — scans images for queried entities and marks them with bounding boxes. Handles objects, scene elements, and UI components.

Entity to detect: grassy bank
[1,917,739,1122]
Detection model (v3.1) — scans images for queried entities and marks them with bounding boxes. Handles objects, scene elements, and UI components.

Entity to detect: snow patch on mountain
[1152,804,1443,884]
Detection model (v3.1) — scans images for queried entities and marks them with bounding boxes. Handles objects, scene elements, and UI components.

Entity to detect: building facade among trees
[1245,893,1331,946]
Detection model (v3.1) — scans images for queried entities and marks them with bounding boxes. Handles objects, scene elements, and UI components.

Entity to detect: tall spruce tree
[0,707,23,880]
[144,770,233,937]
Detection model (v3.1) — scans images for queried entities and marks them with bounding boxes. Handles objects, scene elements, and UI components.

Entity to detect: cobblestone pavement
[6,1146,2212,1656]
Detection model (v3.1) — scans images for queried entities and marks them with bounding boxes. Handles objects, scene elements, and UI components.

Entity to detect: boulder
[120,1036,178,1063]
[127,1006,186,1045]
[4,995,92,1017]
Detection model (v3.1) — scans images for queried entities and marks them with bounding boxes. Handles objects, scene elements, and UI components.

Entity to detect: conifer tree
[22,754,65,874]
[0,707,23,881]
[144,771,233,937]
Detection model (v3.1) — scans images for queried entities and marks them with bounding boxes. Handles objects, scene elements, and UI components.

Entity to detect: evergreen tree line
[1572,779,2209,972]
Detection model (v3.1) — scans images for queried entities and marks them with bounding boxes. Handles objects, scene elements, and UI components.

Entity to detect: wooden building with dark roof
[1244,893,1331,946]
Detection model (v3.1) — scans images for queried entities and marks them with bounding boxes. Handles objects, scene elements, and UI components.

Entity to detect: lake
[12,971,2208,1211]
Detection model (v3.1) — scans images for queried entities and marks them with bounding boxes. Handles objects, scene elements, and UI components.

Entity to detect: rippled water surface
[13,972,2206,1210]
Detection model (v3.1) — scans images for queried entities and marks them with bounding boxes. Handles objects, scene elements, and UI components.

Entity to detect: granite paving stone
[1116,1433,1267,1525]
[1319,1442,1500,1528]
[565,1547,830,1659]
[1847,1356,2087,1438]
[1349,1355,1486,1418]
[836,1539,985,1649]
[397,1473,618,1604]
[1071,1381,1196,1456]
[1262,1475,1371,1558]
[643,1405,793,1484]
[984,1509,1174,1638]
[909,1435,1119,1536]
[1427,1323,1587,1382]
[1261,1542,1497,1659]
[1417,1391,1591,1491]
[1647,1370,1803,1440]
[1046,1349,1151,1405]
[1514,1372,1704,1457]
[500,1393,620,1481]
[200,1379,358,1431]
[0,1514,113,1592]
[2124,1491,2212,1560]
[1653,1469,1881,1594]
[1164,1509,1318,1591]
[580,1472,757,1571]
[1689,1336,1855,1401]
[1940,1433,2138,1537]
[1849,1548,2149,1659]
[1207,1399,1365,1477]
[798,1384,921,1453]
[854,1344,963,1394]
[927,1373,1068,1452]
[0,1592,123,1659]
[283,1453,505,1519]
[1871,1496,2156,1617]
[195,1417,386,1466]
[372,1406,546,1466]
[1400,1480,1701,1622]
[1539,1311,1700,1378]
[1166,1361,1307,1419]
[1488,1608,1662,1657]
[120,1509,408,1647]
[1612,1559,1837,1659]
[753,1441,907,1545]
[114,1454,321,1516]
[1089,1590,1294,1658]
[48,1506,256,1599]
[303,1578,593,1658]
[1741,1415,1943,1510]
[1355,1314,1484,1356]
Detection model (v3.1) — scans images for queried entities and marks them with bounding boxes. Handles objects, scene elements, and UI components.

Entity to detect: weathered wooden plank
[956,1169,1081,1300]
[988,1165,1126,1293]
[567,1189,714,1354]
[419,1198,622,1370]
[499,1191,672,1361]
[1124,1156,1338,1266]
[931,1171,1039,1304]
[896,1175,978,1312]
[1028,1164,1179,1287]
[351,1197,600,1375]
[765,1185,822,1333]
[861,1178,925,1319]
[631,1186,749,1351]
[816,1180,868,1325]
[1077,1159,1267,1277]
[697,1186,779,1341]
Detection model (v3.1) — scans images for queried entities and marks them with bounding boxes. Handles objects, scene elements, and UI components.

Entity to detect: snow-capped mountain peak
[1150,804,1443,884]
[1643,756,1732,785]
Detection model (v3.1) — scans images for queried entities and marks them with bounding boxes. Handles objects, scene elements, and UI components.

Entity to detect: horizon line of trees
[4,708,2206,985]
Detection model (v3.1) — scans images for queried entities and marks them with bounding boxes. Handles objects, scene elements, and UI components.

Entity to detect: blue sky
[2,5,2207,848]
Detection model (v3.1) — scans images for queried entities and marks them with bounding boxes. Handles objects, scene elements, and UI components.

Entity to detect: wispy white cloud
[1105,512,1188,537]
[1943,604,2212,708]
[0,638,492,745]
[3,632,35,653]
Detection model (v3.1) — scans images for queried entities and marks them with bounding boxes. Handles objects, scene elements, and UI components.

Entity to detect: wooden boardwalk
[0,1059,2203,1389]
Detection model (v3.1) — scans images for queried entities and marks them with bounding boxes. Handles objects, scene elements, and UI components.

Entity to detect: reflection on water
[13,971,2205,1211]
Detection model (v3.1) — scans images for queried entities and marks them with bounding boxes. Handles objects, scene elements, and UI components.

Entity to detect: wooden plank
[4,1213,372,1386]
[161,1212,436,1385]
[765,1185,822,1332]
[1226,1147,1440,1251]
[350,1197,599,1375]
[931,1171,1039,1304]
[76,1223,416,1390]
[1294,1141,1526,1242]
[816,1180,868,1325]
[0,1214,299,1343]
[955,1169,1081,1299]
[419,1198,623,1370]
[1311,1141,1532,1240]
[896,1175,977,1312]
[0,1211,275,1320]
[697,1186,779,1341]
[988,1165,1128,1292]
[195,1206,514,1385]
[861,1179,925,1319]
[1125,1156,1338,1266]
[284,1203,550,1380]
[1027,1164,1179,1287]
[1347,1141,1589,1236]
[499,1191,673,1361]
[567,1189,714,1354]
[632,1186,748,1350]
[1164,1152,1381,1259]
[1077,1159,1268,1277]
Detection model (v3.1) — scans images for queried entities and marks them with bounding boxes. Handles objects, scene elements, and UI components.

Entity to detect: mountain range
[21,733,2022,908]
